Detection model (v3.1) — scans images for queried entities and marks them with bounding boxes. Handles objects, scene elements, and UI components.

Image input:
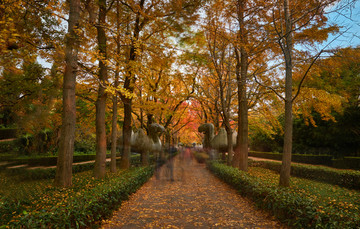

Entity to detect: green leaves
[208,161,360,228]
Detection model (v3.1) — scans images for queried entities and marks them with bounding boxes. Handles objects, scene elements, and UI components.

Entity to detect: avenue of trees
[0,0,359,187]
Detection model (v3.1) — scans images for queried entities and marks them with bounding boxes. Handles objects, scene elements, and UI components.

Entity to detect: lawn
[248,167,360,219]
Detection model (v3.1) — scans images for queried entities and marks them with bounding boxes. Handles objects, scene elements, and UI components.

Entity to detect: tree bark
[119,0,144,169]
[54,0,80,187]
[94,0,108,179]
[279,0,293,187]
[110,0,122,173]
[120,99,132,169]
[110,93,118,173]
[232,0,248,171]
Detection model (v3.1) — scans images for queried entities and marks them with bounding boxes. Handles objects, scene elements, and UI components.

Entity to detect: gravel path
[101,151,286,229]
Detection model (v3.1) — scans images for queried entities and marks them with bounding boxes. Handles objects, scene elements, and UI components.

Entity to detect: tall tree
[94,0,109,179]
[232,0,249,170]
[267,0,341,187]
[55,0,81,187]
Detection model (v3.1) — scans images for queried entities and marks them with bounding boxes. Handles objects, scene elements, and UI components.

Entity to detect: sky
[321,1,360,49]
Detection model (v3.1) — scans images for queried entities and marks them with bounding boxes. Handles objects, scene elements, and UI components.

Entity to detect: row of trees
[1,0,357,188]
[1,0,205,187]
[184,0,356,187]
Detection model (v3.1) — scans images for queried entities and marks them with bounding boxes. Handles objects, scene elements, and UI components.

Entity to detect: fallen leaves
[101,155,284,228]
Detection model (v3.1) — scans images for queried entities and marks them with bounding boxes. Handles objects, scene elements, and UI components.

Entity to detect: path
[102,151,285,228]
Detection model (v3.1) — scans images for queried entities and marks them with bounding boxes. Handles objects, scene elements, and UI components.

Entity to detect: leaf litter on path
[102,153,286,229]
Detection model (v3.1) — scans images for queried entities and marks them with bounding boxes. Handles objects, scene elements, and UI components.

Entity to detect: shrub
[249,151,333,166]
[332,157,360,170]
[0,139,18,154]
[194,152,209,163]
[5,154,145,181]
[208,161,360,228]
[0,128,17,140]
[2,166,153,228]
[249,159,360,190]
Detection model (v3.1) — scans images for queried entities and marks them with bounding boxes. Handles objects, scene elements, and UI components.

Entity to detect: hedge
[4,154,143,181]
[249,151,333,166]
[3,166,153,228]
[249,159,360,190]
[0,128,17,140]
[332,157,360,170]
[0,139,17,154]
[208,161,360,228]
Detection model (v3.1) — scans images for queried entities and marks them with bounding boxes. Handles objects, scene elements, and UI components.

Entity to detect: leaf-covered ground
[102,152,285,228]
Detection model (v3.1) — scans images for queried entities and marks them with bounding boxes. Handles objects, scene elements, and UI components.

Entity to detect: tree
[93,0,109,179]
[55,0,81,187]
[267,0,341,187]
[118,0,204,169]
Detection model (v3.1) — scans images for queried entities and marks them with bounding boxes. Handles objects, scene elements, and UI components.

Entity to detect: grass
[248,167,360,221]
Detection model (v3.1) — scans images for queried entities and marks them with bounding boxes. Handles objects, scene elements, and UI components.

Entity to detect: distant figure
[155,153,162,180]
[167,145,176,181]
[184,147,192,165]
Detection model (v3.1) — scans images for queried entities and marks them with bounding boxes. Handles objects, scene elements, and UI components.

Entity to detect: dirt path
[102,152,285,228]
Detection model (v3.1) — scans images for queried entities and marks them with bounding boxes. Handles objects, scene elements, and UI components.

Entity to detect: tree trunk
[226,128,233,165]
[110,0,121,173]
[119,0,143,169]
[232,0,248,171]
[120,99,132,169]
[94,0,108,179]
[54,0,80,187]
[110,94,118,173]
[279,0,293,187]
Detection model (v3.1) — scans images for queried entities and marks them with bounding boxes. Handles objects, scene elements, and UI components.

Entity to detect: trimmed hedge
[249,151,333,166]
[4,154,143,181]
[249,159,360,190]
[208,161,360,228]
[332,157,360,170]
[194,152,209,163]
[0,128,17,140]
[0,139,18,154]
[4,166,153,228]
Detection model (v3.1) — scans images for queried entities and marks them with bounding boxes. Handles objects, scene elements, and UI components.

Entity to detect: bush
[249,151,333,166]
[332,157,360,170]
[5,154,145,181]
[249,159,360,190]
[208,161,360,228]
[2,166,153,228]
[0,128,17,140]
[194,152,209,163]
[0,139,18,154]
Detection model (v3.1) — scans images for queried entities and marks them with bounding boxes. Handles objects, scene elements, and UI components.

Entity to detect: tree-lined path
[101,150,285,228]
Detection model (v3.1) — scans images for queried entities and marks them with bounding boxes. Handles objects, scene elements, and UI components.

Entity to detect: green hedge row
[193,152,209,163]
[4,166,153,228]
[4,155,143,181]
[332,157,360,170]
[0,128,17,140]
[208,161,359,228]
[0,140,17,154]
[249,159,360,190]
[5,154,109,166]
[249,151,333,166]
[249,151,360,170]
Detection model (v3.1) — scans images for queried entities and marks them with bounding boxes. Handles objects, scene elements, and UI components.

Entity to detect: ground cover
[249,159,360,190]
[0,166,153,228]
[208,161,360,228]
[249,167,360,222]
